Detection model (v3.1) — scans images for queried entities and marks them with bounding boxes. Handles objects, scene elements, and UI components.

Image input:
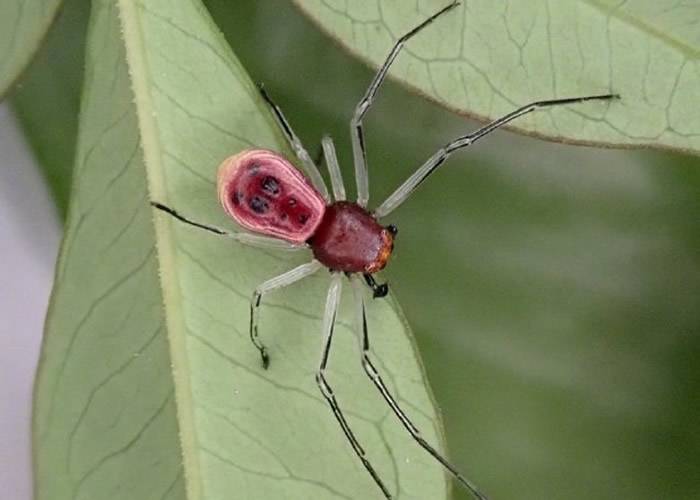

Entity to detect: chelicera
[152,2,618,498]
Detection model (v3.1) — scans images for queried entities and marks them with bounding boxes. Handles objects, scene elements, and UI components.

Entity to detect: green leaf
[0,0,63,98]
[10,0,89,219]
[26,1,700,498]
[34,1,451,499]
[292,0,700,155]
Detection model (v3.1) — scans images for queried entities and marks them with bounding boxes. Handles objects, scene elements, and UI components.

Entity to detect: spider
[151,2,618,498]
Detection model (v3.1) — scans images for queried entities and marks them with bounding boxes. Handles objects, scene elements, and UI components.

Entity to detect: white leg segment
[315,274,394,498]
[321,135,346,202]
[228,232,304,251]
[151,202,304,251]
[318,273,343,368]
[259,85,330,201]
[350,2,460,208]
[250,260,323,367]
[349,276,489,500]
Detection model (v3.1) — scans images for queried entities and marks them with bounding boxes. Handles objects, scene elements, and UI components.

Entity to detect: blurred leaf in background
[293,0,700,154]
[7,0,700,499]
[11,0,88,218]
[0,0,62,98]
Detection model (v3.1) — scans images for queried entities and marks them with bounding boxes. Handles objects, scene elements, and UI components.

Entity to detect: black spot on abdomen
[261,176,280,196]
[249,196,269,214]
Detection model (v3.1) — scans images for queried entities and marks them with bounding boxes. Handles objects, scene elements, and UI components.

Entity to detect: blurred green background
[11,0,700,498]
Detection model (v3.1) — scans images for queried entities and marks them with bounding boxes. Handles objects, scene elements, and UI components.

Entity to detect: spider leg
[375,93,619,217]
[350,276,489,500]
[258,84,330,200]
[250,260,322,368]
[321,135,346,202]
[351,1,460,208]
[316,274,393,499]
[363,273,388,299]
[151,202,303,250]
[312,141,324,168]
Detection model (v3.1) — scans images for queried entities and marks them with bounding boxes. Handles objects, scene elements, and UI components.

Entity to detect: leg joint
[362,355,377,378]
[315,371,333,399]
[353,102,369,123]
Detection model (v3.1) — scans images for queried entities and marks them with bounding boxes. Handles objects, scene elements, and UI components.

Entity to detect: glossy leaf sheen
[0,0,62,97]
[33,0,449,499]
[293,0,700,155]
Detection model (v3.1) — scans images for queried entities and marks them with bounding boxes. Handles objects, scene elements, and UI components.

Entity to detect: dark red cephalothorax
[218,149,395,273]
[308,202,394,273]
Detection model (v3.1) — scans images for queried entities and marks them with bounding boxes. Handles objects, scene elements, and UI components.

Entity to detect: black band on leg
[249,291,270,369]
[357,298,489,500]
[363,273,389,298]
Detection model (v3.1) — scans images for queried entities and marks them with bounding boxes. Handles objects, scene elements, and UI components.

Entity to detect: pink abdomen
[218,149,326,243]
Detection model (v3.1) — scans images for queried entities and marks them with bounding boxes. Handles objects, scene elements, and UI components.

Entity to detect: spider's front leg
[350,1,460,207]
[374,93,619,218]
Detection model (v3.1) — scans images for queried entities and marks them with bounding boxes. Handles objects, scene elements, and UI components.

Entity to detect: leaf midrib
[116,0,201,499]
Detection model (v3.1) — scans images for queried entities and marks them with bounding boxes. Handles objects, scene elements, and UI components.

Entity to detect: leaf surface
[34,1,450,499]
[293,0,700,154]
